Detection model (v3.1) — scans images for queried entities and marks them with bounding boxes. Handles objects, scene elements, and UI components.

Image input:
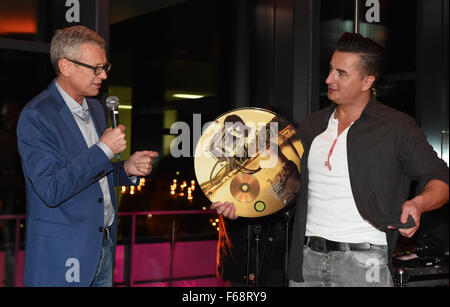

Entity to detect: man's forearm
[415,179,449,213]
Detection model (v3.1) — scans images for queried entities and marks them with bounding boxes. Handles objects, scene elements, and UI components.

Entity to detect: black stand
[253,224,262,287]
[246,224,252,287]
[169,220,176,287]
[245,222,262,287]
[282,210,293,287]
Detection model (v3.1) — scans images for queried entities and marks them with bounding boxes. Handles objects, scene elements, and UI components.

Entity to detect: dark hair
[336,32,385,81]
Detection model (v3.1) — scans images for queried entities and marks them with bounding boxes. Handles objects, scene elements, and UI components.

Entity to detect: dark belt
[305,236,381,253]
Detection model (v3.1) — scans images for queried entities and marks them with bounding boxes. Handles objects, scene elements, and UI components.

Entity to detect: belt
[305,236,382,253]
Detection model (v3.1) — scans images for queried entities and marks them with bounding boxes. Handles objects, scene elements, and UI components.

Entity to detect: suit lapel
[86,98,106,139]
[48,82,88,151]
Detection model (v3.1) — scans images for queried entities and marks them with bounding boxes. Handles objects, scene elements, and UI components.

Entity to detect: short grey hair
[50,25,105,76]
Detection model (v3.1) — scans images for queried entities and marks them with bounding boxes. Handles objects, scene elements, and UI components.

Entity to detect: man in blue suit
[16,26,158,286]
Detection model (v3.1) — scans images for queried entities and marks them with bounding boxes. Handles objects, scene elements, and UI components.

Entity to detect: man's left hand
[388,196,423,238]
[124,151,158,176]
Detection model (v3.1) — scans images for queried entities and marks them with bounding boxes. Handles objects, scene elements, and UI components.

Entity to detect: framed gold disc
[194,107,304,217]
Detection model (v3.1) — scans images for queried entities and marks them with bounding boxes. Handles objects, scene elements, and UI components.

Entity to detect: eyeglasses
[65,58,111,76]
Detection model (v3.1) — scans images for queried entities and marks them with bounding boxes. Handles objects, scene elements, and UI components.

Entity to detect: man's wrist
[123,159,130,176]
[97,141,114,160]
[411,194,426,213]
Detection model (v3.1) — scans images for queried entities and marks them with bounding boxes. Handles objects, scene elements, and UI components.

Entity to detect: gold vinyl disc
[194,107,304,217]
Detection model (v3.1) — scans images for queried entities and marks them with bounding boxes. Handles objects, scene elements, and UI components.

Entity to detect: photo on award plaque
[194,108,304,217]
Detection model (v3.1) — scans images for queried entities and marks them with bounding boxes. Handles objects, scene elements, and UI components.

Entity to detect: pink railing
[117,210,219,286]
[0,210,224,287]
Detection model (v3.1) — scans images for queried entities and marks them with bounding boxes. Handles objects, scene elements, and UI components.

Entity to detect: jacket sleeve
[398,116,449,193]
[112,160,140,186]
[17,108,114,207]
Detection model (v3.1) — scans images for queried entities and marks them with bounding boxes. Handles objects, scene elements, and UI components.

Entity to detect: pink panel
[3,241,227,287]
[15,251,25,287]
[113,245,125,283]
[133,242,171,281]
[135,277,228,287]
[173,241,218,278]
[132,240,219,281]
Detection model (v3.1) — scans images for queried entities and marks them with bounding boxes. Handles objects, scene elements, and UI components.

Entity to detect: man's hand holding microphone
[102,96,158,177]
[100,124,158,177]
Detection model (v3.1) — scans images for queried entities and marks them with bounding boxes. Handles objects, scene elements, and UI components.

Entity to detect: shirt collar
[328,94,379,120]
[360,94,379,118]
[55,81,89,121]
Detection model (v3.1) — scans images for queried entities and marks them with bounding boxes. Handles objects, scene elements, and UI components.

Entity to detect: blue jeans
[91,228,114,287]
[289,245,394,287]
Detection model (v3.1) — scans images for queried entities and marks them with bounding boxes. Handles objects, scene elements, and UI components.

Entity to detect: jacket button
[98,198,103,203]
[99,227,104,232]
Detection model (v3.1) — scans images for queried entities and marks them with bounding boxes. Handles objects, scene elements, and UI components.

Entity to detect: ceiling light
[172,94,205,99]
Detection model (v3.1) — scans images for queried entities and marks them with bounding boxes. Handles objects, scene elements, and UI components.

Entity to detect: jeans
[289,245,394,287]
[91,228,114,287]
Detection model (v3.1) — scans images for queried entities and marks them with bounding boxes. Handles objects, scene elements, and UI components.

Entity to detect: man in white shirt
[211,32,449,287]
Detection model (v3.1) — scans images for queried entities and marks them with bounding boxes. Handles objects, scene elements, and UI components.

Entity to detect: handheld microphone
[105,96,120,128]
[105,96,121,162]
[106,96,122,207]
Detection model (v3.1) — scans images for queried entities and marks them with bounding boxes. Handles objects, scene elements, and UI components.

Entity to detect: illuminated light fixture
[209,218,221,232]
[118,105,132,110]
[140,178,146,186]
[121,180,147,196]
[0,17,37,34]
[172,94,205,99]
[169,175,197,203]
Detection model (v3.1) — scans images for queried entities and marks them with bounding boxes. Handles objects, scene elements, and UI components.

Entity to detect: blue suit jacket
[17,81,134,286]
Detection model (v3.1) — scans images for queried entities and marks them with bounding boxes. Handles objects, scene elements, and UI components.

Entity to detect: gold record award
[194,108,304,217]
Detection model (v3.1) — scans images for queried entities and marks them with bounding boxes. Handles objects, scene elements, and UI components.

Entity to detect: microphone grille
[106,96,120,109]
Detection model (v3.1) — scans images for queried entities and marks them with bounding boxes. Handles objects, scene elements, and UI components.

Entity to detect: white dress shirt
[305,110,387,245]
